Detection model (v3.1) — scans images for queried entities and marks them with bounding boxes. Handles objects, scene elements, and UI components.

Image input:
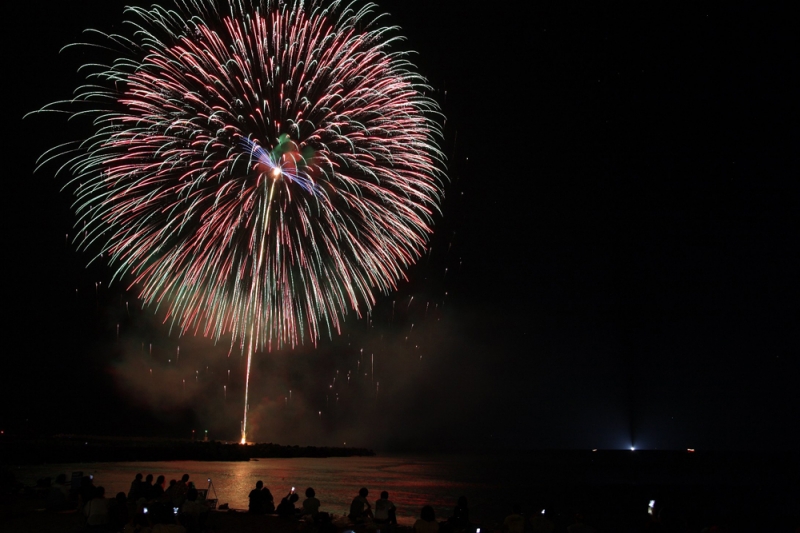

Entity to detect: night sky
[4,1,798,451]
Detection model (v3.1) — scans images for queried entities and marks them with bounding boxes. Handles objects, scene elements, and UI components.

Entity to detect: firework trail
[32,0,445,442]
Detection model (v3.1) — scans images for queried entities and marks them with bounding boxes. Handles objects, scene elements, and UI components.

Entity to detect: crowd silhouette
[5,467,796,533]
[35,470,213,532]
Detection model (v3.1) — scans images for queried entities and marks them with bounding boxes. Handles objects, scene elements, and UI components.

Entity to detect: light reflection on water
[12,455,494,526]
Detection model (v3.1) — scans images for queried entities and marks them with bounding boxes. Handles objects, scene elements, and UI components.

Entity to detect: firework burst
[33,0,445,441]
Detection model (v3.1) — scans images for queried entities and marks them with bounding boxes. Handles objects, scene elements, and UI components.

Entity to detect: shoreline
[0,436,375,465]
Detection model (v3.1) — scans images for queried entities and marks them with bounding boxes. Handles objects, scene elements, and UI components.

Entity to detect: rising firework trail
[32,0,445,443]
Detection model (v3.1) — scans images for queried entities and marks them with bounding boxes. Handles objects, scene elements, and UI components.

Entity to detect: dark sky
[4,1,798,451]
